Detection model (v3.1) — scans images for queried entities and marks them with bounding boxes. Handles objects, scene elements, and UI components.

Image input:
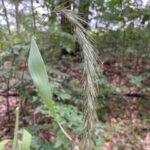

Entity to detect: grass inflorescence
[55,6,102,150]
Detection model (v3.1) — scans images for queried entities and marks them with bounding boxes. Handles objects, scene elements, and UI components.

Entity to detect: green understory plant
[0,107,32,150]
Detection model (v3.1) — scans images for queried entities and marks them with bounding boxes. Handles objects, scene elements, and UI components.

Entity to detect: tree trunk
[78,0,90,28]
[60,0,72,33]
[31,0,36,30]
[58,0,72,57]
[1,0,11,34]
[15,2,20,32]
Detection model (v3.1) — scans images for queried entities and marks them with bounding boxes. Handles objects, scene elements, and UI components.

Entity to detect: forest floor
[0,57,150,150]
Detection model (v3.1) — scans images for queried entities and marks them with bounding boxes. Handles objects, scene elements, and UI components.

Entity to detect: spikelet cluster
[55,6,101,150]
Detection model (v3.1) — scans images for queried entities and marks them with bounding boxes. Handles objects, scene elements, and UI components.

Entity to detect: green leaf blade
[28,36,57,120]
[28,36,72,141]
[20,129,32,150]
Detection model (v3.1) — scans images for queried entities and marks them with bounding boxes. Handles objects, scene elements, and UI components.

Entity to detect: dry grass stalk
[55,7,101,150]
[75,27,99,150]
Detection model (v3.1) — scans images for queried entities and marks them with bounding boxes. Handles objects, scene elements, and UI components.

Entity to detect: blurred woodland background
[0,0,150,149]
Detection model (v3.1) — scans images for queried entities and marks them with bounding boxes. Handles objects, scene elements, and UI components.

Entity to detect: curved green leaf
[28,36,72,141]
[28,36,58,120]
[20,129,32,150]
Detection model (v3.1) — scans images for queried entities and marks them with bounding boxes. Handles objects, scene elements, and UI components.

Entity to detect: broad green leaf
[28,36,72,141]
[0,140,11,150]
[28,36,57,120]
[20,129,32,150]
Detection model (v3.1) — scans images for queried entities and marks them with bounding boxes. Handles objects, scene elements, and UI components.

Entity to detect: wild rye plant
[55,7,102,149]
[28,7,102,150]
